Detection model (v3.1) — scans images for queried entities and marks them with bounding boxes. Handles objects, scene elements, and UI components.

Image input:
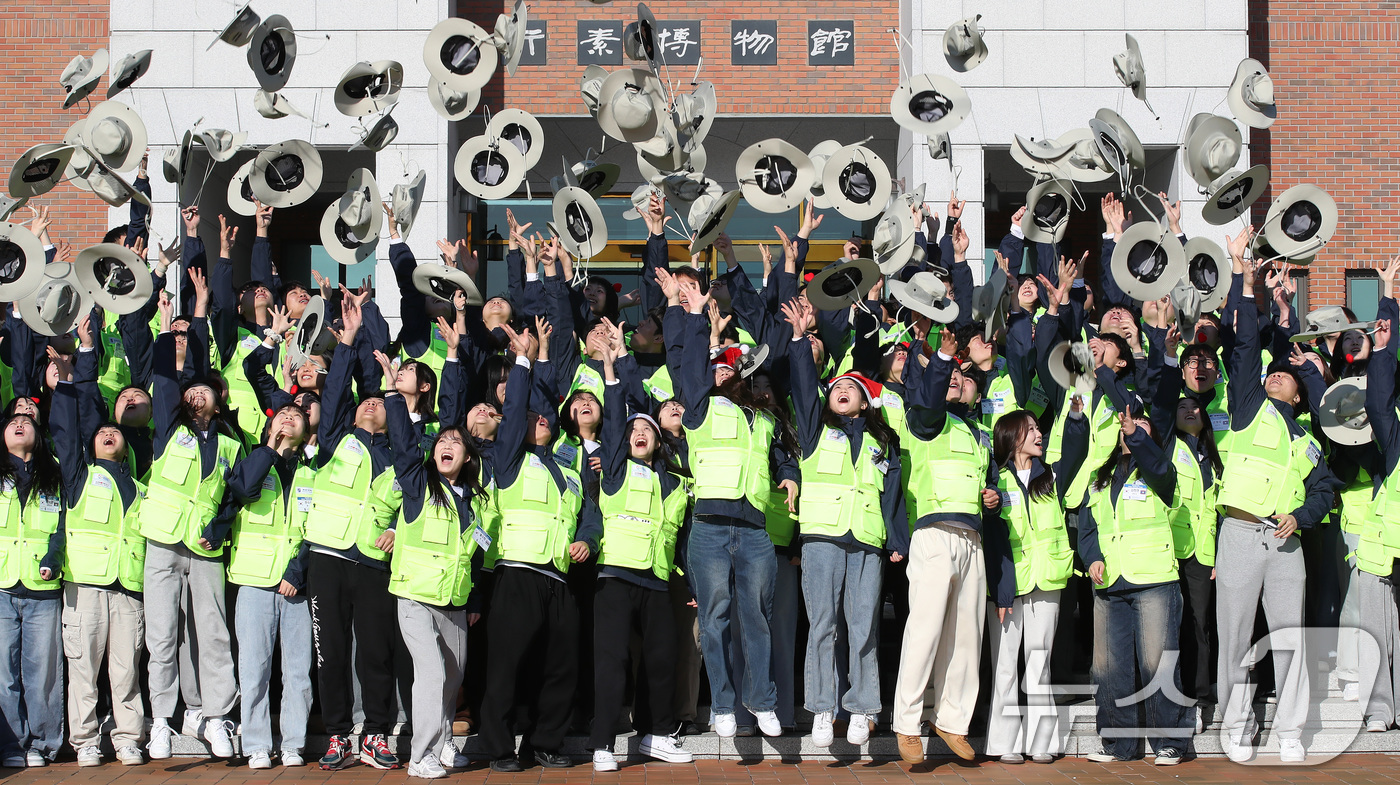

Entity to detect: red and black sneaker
[319,735,352,771]
[359,734,400,770]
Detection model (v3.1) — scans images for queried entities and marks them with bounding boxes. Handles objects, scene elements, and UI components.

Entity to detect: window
[1347,269,1378,321]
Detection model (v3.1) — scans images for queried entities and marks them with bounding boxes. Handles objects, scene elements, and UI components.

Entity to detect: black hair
[0,414,62,502]
[423,426,484,510]
[398,360,438,422]
[176,378,243,443]
[737,369,800,459]
[280,280,310,300]
[482,355,512,408]
[1092,416,1161,492]
[89,420,130,463]
[819,388,899,462]
[585,276,621,322]
[103,225,129,244]
[560,389,601,441]
[992,410,1055,501]
[954,323,985,354]
[258,403,310,447]
[671,265,709,294]
[625,416,685,477]
[1172,398,1224,477]
[2,396,41,423]
[237,279,271,298]
[961,364,988,399]
[1098,333,1136,379]
[1179,343,1219,369]
[1263,361,1310,413]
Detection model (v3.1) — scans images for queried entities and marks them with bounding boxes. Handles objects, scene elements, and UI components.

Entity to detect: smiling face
[1017,278,1039,310]
[267,406,309,449]
[1176,398,1204,435]
[658,400,684,435]
[713,364,735,387]
[1193,317,1220,348]
[182,384,218,420]
[468,402,501,441]
[284,285,311,319]
[11,397,38,421]
[628,418,657,461]
[583,283,609,314]
[294,392,321,432]
[296,360,324,390]
[829,378,867,418]
[433,429,468,480]
[529,412,552,446]
[92,425,127,462]
[171,318,191,363]
[1338,329,1370,362]
[1265,371,1301,406]
[569,392,600,431]
[483,296,512,326]
[115,387,151,426]
[1182,351,1219,394]
[1018,417,1044,459]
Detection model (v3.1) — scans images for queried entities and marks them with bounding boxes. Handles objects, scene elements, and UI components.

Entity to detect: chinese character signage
[807,20,854,66]
[577,20,623,65]
[654,20,702,65]
[731,20,777,65]
[518,20,547,66]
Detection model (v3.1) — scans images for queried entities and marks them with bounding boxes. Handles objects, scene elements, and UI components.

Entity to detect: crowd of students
[0,171,1388,777]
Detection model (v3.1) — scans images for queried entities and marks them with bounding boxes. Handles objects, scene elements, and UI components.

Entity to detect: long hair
[1174,399,1224,478]
[627,416,684,477]
[258,403,311,451]
[400,360,438,423]
[560,389,601,441]
[424,426,484,511]
[587,276,620,321]
[482,354,511,409]
[724,370,800,459]
[993,410,1055,501]
[0,414,61,502]
[818,400,899,462]
[1092,420,1162,492]
[176,378,242,444]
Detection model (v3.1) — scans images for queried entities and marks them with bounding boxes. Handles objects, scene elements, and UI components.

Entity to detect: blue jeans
[0,592,63,759]
[689,520,777,715]
[235,586,313,755]
[801,541,883,715]
[1092,584,1193,758]
[732,555,798,726]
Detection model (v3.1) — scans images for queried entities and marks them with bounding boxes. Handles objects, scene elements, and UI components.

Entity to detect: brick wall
[0,9,112,247]
[1248,2,1400,307]
[455,0,899,115]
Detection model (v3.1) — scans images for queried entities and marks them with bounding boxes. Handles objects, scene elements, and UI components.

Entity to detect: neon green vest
[551,434,585,474]
[1062,394,1120,508]
[404,329,449,380]
[1339,468,1374,537]
[0,482,62,592]
[598,462,688,580]
[304,434,393,561]
[227,464,315,588]
[981,364,1048,429]
[797,427,888,548]
[569,362,605,401]
[495,454,584,572]
[1359,469,1400,578]
[763,488,796,547]
[1088,474,1178,587]
[63,466,145,591]
[389,491,484,606]
[138,427,241,557]
[645,366,675,403]
[687,398,773,514]
[1215,401,1321,521]
[1168,441,1217,566]
[97,316,132,406]
[224,328,276,437]
[906,414,989,524]
[997,467,1072,594]
[0,355,13,406]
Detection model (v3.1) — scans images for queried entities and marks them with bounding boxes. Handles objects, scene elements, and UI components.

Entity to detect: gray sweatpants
[1215,518,1310,740]
[144,542,237,720]
[397,599,468,766]
[1356,571,1400,726]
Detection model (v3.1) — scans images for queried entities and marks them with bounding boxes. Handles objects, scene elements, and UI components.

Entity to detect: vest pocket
[68,537,117,583]
[159,451,196,485]
[229,539,281,583]
[394,549,453,601]
[138,495,186,541]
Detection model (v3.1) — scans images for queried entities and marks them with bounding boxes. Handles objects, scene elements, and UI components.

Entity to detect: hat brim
[106,50,152,100]
[86,158,152,209]
[424,18,499,91]
[1318,377,1372,446]
[497,0,529,76]
[1202,165,1269,226]
[806,258,881,312]
[17,264,92,337]
[888,274,959,324]
[9,143,76,200]
[0,223,48,301]
[596,68,668,144]
[689,190,743,255]
[675,81,717,152]
[62,49,109,110]
[412,263,484,306]
[1021,178,1072,244]
[249,16,297,92]
[250,139,324,209]
[338,168,383,243]
[1110,223,1187,302]
[1182,237,1229,312]
[199,129,248,163]
[1228,58,1277,130]
[486,108,544,170]
[292,296,329,363]
[1264,184,1337,260]
[428,81,480,121]
[319,202,379,266]
[453,135,525,200]
[1090,109,1145,173]
[735,138,816,215]
[1185,114,1243,189]
[334,60,404,118]
[576,162,622,199]
[227,158,258,217]
[890,73,971,137]
[822,144,891,222]
[552,186,609,259]
[392,170,427,241]
[942,19,988,73]
[1048,341,1096,395]
[207,3,259,50]
[872,210,916,274]
[74,242,152,315]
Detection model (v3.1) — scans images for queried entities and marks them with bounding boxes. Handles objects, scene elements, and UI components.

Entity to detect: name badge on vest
[296,486,313,513]
[345,438,365,456]
[176,432,196,450]
[1210,412,1230,432]
[1306,443,1322,466]
[650,385,669,400]
[1001,489,1020,508]
[565,476,582,497]
[38,493,60,513]
[826,429,847,442]
[528,454,544,472]
[631,463,653,481]
[1176,447,1192,466]
[241,335,261,351]
[262,475,277,491]
[882,391,901,409]
[714,397,735,409]
[472,526,493,551]
[1121,481,1150,502]
[554,442,578,467]
[1096,404,1115,424]
[982,393,1008,416]
[1028,385,1051,409]
[91,473,113,490]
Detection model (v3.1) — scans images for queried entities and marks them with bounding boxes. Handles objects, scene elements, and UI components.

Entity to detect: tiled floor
[6,756,1400,785]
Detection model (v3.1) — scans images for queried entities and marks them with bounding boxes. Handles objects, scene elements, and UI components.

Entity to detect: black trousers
[590,577,676,749]
[479,566,579,759]
[1179,555,1217,703]
[308,552,406,735]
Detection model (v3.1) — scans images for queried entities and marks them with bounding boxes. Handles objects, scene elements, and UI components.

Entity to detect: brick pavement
[7,757,1400,785]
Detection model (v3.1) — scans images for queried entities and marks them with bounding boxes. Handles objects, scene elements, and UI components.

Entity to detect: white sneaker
[1343,682,1360,702]
[77,746,102,767]
[281,750,304,767]
[1279,739,1305,763]
[1368,720,1390,733]
[811,711,834,747]
[754,710,781,737]
[1225,734,1254,763]
[439,739,469,769]
[204,718,236,758]
[592,748,619,772]
[25,750,45,767]
[116,746,144,766]
[1195,705,1205,734]
[407,757,447,779]
[846,714,873,746]
[148,722,173,759]
[181,709,206,737]
[639,734,692,763]
[713,713,737,738]
[248,751,273,770]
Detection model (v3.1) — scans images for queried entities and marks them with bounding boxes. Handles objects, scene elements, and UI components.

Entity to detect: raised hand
[218,214,238,257]
[28,205,51,239]
[75,314,94,349]
[654,266,680,304]
[1379,255,1400,299]
[53,240,73,264]
[310,269,333,295]
[952,221,969,258]
[502,323,532,358]
[1119,411,1137,437]
[779,300,805,340]
[269,305,293,337]
[939,326,958,357]
[643,192,668,237]
[255,200,273,236]
[1226,227,1253,267]
[381,202,398,241]
[947,190,964,220]
[707,299,731,339]
[774,225,798,267]
[46,346,74,383]
[157,289,172,332]
[842,239,860,260]
[798,198,823,239]
[679,279,707,315]
[437,237,462,266]
[182,205,200,236]
[189,266,210,316]
[1160,191,1182,235]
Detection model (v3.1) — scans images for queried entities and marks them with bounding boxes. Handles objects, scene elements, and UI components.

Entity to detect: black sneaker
[358,734,400,770]
[1153,747,1183,766]
[534,749,572,769]
[490,757,524,773]
[735,725,758,737]
[678,721,705,736]
[319,736,352,771]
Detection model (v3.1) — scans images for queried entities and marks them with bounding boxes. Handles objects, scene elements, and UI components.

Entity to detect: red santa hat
[826,372,883,408]
[710,345,746,371]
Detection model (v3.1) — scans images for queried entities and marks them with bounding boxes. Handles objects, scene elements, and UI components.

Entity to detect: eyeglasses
[1182,358,1217,370]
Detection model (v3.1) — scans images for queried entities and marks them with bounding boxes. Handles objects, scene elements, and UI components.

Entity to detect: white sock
[153,718,169,728]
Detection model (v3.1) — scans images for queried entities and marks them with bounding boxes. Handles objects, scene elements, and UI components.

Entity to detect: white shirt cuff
[937,350,954,361]
[445,357,458,364]
[1009,224,1024,239]
[43,244,55,252]
[605,379,620,386]
[525,273,539,282]
[1164,356,1179,368]
[514,355,531,368]
[1101,232,1114,240]
[389,239,405,247]
[78,346,95,353]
